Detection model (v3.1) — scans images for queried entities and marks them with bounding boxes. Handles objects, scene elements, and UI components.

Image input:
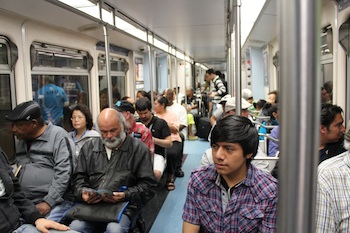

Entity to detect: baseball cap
[113,100,135,114]
[219,94,232,104]
[242,89,253,100]
[225,97,252,113]
[6,100,42,121]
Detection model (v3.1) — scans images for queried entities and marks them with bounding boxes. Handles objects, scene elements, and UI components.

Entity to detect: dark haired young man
[135,97,173,182]
[319,103,346,163]
[183,115,278,232]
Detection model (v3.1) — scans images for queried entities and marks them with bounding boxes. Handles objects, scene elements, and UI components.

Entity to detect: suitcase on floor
[196,117,211,141]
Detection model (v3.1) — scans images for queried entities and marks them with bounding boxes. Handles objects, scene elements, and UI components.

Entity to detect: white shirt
[167,103,188,140]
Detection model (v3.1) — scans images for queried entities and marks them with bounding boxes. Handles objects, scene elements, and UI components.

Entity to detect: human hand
[82,189,103,204]
[102,192,125,203]
[36,202,51,216]
[35,218,70,233]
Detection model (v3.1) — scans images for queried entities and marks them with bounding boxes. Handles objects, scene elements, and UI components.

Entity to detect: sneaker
[188,135,198,140]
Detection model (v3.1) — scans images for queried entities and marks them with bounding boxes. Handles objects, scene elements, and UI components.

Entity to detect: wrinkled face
[322,113,345,144]
[212,142,251,180]
[71,110,87,131]
[99,117,125,149]
[267,94,276,104]
[137,109,152,124]
[11,120,35,140]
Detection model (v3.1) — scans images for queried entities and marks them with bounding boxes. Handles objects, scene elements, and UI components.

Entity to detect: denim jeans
[69,214,131,233]
[46,200,76,222]
[13,224,79,233]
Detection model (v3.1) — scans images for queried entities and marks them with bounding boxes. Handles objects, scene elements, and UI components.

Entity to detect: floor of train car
[142,139,210,233]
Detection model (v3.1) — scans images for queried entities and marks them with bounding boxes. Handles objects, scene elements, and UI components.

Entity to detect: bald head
[98,108,126,149]
[98,108,119,125]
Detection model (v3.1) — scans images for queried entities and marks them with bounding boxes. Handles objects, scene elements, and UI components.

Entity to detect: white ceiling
[0,0,278,72]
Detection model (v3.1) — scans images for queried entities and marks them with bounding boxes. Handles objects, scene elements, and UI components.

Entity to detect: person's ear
[246,153,253,160]
[320,124,327,134]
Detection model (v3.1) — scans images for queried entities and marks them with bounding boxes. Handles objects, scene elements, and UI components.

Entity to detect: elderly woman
[154,95,182,191]
[69,104,100,162]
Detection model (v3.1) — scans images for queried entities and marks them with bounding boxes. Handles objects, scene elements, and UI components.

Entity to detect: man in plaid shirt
[316,120,350,232]
[182,115,278,232]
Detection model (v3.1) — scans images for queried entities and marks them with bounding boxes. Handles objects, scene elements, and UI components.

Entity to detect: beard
[102,131,126,149]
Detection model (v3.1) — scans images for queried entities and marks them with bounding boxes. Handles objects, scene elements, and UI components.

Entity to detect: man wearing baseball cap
[6,100,75,223]
[114,100,154,159]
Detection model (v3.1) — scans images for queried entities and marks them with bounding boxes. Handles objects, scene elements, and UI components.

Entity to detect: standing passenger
[6,101,75,222]
[135,97,173,182]
[183,115,278,232]
[34,76,69,126]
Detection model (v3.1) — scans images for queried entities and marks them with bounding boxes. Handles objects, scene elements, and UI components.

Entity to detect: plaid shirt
[316,151,350,232]
[182,164,278,233]
[130,121,154,158]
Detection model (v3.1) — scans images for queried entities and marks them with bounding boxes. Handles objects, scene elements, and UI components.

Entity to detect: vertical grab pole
[233,0,241,115]
[148,45,155,110]
[277,0,321,232]
[103,25,113,107]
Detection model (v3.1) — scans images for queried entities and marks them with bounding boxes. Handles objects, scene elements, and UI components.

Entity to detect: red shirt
[130,121,154,159]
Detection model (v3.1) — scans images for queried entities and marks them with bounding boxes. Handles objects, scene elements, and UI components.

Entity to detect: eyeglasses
[71,116,85,121]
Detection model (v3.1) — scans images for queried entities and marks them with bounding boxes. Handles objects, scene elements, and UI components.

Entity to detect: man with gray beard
[70,108,157,233]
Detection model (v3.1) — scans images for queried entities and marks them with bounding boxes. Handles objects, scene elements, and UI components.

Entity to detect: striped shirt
[212,76,227,104]
[316,151,350,233]
[182,164,278,232]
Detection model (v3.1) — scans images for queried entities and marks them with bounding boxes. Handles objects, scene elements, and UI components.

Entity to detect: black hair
[155,94,168,107]
[261,103,279,121]
[69,104,94,130]
[135,97,152,111]
[211,115,259,164]
[320,103,343,129]
[206,68,215,75]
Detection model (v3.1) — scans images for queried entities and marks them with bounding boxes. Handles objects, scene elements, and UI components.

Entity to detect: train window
[0,37,17,163]
[31,42,91,130]
[98,55,128,110]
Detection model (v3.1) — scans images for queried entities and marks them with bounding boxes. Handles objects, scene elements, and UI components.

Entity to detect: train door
[0,36,17,162]
[30,42,92,131]
[98,54,129,110]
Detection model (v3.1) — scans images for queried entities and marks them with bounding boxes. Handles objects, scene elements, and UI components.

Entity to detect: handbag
[66,201,129,223]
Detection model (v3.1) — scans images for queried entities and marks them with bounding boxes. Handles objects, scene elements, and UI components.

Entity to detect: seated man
[181,87,199,140]
[70,108,157,233]
[183,115,278,232]
[316,120,350,231]
[319,103,346,163]
[135,97,173,182]
[114,100,154,158]
[0,148,76,233]
[6,101,75,222]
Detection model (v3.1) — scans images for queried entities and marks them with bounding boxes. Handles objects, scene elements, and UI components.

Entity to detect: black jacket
[72,135,157,208]
[0,149,42,233]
